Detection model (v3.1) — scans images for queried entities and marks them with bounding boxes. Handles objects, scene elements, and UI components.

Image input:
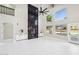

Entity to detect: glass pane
[10,9,14,16]
[6,7,14,16]
[1,6,5,14]
[0,5,1,13]
[54,8,67,20]
[6,7,10,15]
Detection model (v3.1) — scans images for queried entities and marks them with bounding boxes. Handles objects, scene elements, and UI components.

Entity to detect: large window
[0,5,15,16]
[54,8,67,20]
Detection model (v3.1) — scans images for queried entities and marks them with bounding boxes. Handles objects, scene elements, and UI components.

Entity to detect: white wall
[0,4,28,42]
[15,4,28,35]
[0,10,16,42]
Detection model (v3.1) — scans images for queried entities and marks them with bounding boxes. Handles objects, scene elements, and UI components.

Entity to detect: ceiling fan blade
[44,11,49,12]
[44,12,47,14]
[40,7,42,11]
[42,13,44,15]
[43,8,47,12]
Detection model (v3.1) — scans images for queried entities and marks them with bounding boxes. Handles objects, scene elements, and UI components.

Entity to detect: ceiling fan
[39,4,54,15]
[39,7,49,15]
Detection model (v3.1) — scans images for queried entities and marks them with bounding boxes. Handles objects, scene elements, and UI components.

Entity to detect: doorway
[28,4,38,39]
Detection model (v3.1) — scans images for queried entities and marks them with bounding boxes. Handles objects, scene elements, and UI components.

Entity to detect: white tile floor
[0,36,79,55]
